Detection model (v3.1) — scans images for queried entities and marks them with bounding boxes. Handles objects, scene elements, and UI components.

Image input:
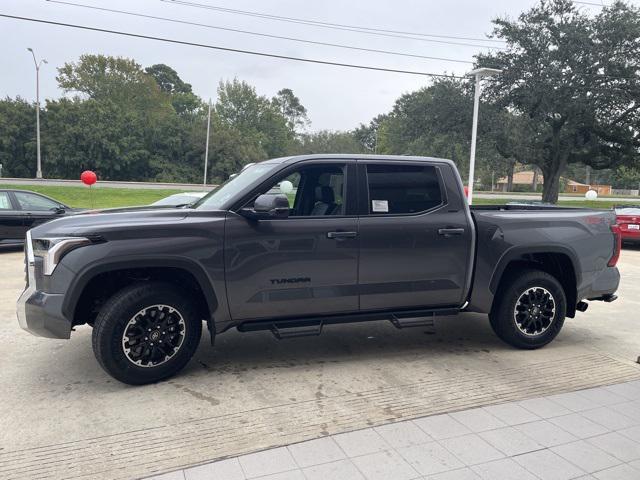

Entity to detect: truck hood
[29,207,196,238]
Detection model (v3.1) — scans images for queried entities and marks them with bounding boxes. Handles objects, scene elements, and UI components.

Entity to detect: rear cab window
[364,163,444,215]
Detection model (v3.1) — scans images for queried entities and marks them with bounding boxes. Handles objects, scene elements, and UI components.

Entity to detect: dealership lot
[1,247,640,479]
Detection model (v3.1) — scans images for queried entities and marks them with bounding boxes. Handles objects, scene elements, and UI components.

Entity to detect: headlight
[32,237,92,276]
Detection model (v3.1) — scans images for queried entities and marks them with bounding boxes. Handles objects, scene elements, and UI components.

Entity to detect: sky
[0,0,619,131]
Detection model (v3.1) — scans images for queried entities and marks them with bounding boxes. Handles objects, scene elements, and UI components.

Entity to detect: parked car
[17,155,620,384]
[0,189,78,247]
[615,206,640,245]
[151,191,207,207]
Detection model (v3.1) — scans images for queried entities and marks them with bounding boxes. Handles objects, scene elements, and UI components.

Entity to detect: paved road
[0,248,639,479]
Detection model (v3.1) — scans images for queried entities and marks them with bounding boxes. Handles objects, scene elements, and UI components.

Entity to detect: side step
[237,307,459,340]
[270,321,323,339]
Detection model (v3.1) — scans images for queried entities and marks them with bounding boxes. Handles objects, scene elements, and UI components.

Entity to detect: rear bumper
[621,230,640,242]
[584,266,620,301]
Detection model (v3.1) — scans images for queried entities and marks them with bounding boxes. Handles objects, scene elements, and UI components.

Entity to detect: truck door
[357,160,473,311]
[224,161,359,321]
[0,191,25,244]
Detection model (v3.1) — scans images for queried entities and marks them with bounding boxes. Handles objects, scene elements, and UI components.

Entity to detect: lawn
[0,184,202,208]
[2,183,638,210]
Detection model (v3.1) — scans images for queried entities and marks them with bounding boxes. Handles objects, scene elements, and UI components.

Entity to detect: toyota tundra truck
[17,155,621,384]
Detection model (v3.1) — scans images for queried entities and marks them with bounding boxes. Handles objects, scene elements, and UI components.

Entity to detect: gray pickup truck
[17,155,621,384]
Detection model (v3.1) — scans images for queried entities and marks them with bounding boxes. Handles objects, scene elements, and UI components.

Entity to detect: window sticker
[371,199,389,213]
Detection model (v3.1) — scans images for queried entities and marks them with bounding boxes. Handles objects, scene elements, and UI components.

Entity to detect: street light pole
[27,48,47,179]
[467,67,501,205]
[203,99,212,186]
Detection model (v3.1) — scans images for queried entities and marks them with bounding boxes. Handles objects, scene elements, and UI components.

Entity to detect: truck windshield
[193,163,278,210]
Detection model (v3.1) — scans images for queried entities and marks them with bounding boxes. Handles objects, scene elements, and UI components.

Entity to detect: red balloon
[80,170,97,186]
[463,186,469,197]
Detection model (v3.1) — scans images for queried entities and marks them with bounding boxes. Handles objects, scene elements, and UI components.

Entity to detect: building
[496,170,542,192]
[564,180,612,195]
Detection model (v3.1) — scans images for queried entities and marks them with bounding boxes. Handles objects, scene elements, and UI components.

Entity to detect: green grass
[473,197,638,209]
[0,184,191,208]
[2,183,638,210]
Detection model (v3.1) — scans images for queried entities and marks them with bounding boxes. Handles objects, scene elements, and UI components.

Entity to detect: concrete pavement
[149,379,640,480]
[0,248,639,479]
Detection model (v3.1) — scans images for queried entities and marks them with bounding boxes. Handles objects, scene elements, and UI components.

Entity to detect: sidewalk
[149,380,640,480]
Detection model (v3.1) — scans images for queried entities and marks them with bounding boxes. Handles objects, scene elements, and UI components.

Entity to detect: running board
[236,307,459,340]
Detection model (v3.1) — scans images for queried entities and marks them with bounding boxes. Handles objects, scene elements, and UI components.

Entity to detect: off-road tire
[92,282,202,385]
[489,268,566,349]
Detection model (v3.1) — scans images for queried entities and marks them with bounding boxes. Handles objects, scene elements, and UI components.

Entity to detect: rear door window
[0,192,11,210]
[365,164,443,215]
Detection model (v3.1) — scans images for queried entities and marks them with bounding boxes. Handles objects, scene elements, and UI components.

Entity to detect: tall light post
[27,48,47,179]
[203,99,212,186]
[467,67,501,205]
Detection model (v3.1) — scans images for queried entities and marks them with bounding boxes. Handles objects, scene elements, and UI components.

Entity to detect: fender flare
[62,256,219,322]
[489,244,581,295]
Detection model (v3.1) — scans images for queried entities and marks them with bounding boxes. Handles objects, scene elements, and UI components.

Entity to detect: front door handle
[327,231,357,240]
[438,228,465,237]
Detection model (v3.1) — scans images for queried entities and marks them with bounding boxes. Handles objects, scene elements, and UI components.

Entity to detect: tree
[292,130,365,155]
[478,0,640,203]
[145,64,200,115]
[271,88,309,133]
[0,97,37,177]
[353,114,387,153]
[216,79,293,158]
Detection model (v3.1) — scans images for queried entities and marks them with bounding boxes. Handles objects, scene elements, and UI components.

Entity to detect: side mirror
[240,194,290,220]
[51,206,66,214]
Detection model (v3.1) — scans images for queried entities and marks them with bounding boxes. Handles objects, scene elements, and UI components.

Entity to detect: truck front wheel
[92,282,202,385]
[489,269,566,349]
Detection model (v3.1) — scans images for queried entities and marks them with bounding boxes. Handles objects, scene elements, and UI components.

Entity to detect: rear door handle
[438,228,465,237]
[327,231,357,240]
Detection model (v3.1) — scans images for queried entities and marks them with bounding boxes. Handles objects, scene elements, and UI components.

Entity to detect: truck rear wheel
[92,282,202,385]
[489,269,566,349]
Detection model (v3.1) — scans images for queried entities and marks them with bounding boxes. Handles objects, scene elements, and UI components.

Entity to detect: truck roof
[263,154,456,167]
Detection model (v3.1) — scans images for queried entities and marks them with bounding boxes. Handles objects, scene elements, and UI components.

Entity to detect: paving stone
[287,436,345,468]
[587,432,640,462]
[551,440,621,473]
[603,382,640,401]
[184,458,245,480]
[439,434,504,466]
[619,425,640,442]
[514,449,585,480]
[611,402,640,422]
[592,463,640,480]
[579,407,638,431]
[413,414,472,440]
[471,458,538,480]
[398,441,464,476]
[549,413,610,438]
[576,388,628,407]
[374,420,433,448]
[252,471,305,480]
[482,402,541,426]
[350,449,420,480]
[425,467,481,480]
[479,426,543,456]
[514,420,578,447]
[302,459,364,480]
[238,447,297,479]
[333,428,390,457]
[449,408,506,433]
[518,397,573,419]
[546,392,601,412]
[149,471,186,480]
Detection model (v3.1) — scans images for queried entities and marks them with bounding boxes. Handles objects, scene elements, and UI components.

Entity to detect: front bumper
[17,232,71,339]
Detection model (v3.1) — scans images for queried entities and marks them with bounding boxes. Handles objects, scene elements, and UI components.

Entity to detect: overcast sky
[0,0,617,131]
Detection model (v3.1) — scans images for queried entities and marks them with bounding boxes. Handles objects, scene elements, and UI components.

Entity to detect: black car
[0,189,77,246]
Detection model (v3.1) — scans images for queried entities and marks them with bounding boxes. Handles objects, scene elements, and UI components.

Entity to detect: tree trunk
[506,160,515,192]
[532,168,538,192]
[541,159,566,204]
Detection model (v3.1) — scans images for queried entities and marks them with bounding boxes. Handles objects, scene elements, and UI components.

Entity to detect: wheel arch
[490,246,579,318]
[64,257,219,329]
